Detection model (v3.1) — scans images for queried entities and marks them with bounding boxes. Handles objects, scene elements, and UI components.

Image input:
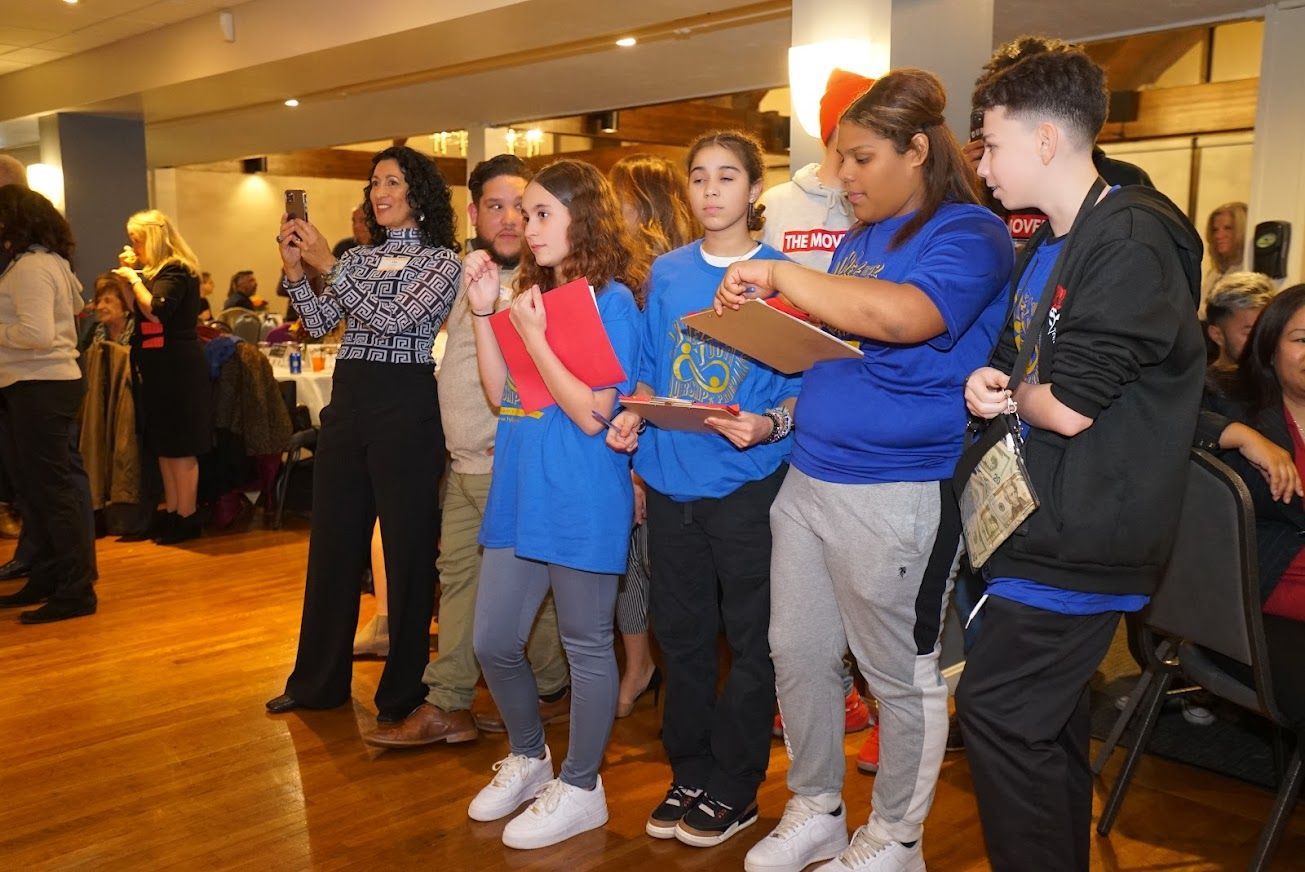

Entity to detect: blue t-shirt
[632,241,802,501]
[792,202,1014,484]
[992,225,1148,614]
[479,281,642,575]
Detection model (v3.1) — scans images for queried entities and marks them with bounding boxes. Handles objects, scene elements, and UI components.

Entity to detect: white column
[889,0,994,139]
[1247,2,1305,285]
[788,0,891,172]
[464,125,517,183]
[787,0,994,175]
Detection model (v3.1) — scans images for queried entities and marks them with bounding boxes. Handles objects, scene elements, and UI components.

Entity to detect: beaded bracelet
[763,405,793,443]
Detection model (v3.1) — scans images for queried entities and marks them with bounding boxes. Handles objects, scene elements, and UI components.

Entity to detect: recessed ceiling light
[63,0,79,5]
[615,37,637,47]
[284,99,299,108]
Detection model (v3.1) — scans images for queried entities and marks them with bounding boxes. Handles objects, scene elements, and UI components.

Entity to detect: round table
[268,354,334,426]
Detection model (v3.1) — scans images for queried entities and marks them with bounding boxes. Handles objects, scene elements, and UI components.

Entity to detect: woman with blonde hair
[113,209,211,545]
[1201,201,1248,311]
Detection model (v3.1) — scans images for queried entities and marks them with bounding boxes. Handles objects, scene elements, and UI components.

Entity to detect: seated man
[222,270,266,311]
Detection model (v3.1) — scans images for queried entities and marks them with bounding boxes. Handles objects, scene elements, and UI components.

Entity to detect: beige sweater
[0,249,84,388]
[437,264,515,475]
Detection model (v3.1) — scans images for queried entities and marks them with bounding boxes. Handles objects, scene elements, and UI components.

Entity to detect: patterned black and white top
[283,227,459,365]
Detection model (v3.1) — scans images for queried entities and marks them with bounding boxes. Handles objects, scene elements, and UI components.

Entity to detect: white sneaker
[744,797,849,872]
[467,747,554,822]
[816,825,925,872]
[501,776,609,849]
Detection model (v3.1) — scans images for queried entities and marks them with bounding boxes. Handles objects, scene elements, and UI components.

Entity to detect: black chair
[1095,449,1302,871]
[272,380,317,529]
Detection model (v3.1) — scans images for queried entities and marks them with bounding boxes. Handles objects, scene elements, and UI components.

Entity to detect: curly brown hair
[0,185,75,268]
[971,38,1108,151]
[609,154,699,260]
[842,69,980,250]
[515,159,650,304]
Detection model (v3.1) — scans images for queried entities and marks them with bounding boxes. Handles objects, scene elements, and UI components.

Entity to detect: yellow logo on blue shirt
[673,320,750,402]
[500,378,544,420]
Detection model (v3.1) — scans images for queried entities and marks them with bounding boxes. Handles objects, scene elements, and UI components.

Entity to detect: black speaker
[1252,220,1291,279]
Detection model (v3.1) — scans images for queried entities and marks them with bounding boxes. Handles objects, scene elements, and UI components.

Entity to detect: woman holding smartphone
[265,145,459,725]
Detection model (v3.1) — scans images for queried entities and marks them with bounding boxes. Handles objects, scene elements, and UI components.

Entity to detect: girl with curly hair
[0,185,97,623]
[462,159,643,849]
[266,146,460,725]
[610,154,698,264]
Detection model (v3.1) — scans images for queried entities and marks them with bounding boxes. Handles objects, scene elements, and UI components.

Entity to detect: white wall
[150,169,468,315]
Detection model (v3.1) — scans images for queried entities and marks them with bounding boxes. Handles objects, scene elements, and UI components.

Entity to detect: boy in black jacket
[956,42,1206,871]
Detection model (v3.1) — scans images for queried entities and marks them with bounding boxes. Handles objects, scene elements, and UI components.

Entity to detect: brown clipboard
[681,299,862,374]
[619,396,741,434]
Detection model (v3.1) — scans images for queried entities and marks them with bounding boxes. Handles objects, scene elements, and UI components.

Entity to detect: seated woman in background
[1222,284,1305,735]
[81,272,137,350]
[1200,201,1248,313]
[197,271,215,322]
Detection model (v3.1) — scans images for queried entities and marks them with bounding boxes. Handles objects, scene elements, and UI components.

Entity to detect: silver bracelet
[763,406,793,443]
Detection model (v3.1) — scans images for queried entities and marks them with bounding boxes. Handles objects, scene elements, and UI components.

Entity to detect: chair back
[232,313,263,344]
[1148,449,1281,718]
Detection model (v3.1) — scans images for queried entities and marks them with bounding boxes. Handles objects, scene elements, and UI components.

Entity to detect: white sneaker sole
[502,806,608,849]
[674,812,758,847]
[645,818,680,839]
[743,830,848,872]
[467,771,553,822]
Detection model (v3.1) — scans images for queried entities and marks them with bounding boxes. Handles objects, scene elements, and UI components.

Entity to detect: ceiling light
[63,0,79,5]
[596,110,619,134]
[284,98,299,108]
[615,37,637,47]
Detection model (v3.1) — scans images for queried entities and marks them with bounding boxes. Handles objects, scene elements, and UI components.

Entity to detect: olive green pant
[423,470,568,711]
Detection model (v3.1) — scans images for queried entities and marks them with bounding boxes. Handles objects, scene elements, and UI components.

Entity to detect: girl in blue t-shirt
[606,131,801,850]
[714,71,1015,871]
[463,159,645,850]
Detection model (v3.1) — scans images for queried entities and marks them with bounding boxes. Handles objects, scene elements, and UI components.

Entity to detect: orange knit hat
[820,69,876,144]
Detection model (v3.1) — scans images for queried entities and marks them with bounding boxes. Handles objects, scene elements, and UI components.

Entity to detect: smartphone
[969,108,985,142]
[285,189,309,223]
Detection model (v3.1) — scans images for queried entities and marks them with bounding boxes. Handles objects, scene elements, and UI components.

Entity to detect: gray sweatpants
[770,468,959,845]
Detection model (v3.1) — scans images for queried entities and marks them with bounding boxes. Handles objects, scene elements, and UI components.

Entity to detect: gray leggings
[473,548,619,789]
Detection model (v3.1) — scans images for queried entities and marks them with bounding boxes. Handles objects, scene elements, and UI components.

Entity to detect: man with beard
[363,154,570,748]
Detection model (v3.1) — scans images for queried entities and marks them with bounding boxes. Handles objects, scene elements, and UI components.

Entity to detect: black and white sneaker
[674,794,759,847]
[646,784,703,839]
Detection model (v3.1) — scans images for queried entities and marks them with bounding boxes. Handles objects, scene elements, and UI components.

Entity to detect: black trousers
[284,361,444,720]
[956,595,1120,872]
[646,464,785,807]
[0,379,96,604]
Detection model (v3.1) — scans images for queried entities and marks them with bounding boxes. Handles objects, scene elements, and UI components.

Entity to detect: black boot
[157,512,201,545]
[150,511,179,543]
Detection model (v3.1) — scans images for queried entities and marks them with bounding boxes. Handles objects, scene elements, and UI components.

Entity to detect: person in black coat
[1220,285,1305,733]
[114,210,211,545]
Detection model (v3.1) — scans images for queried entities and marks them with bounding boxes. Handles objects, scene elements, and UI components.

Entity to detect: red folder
[489,277,627,413]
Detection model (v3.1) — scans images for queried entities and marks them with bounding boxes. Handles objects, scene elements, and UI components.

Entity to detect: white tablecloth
[269,356,333,426]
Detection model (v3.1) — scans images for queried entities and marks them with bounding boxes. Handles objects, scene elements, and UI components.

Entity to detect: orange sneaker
[774,690,871,738]
[844,691,871,733]
[856,724,880,774]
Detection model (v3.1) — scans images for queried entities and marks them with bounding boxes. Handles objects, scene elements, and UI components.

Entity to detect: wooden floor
[2,520,1303,871]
